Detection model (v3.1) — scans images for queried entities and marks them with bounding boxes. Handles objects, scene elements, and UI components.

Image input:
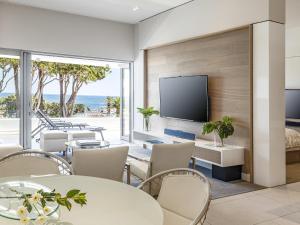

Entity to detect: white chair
[138,168,211,225]
[128,142,195,181]
[0,144,23,159]
[0,150,73,177]
[40,130,68,153]
[72,146,129,182]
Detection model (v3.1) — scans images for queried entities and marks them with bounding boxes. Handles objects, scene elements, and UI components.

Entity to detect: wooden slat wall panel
[145,27,253,178]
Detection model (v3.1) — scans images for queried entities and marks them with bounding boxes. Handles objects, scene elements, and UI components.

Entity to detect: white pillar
[253,21,286,187]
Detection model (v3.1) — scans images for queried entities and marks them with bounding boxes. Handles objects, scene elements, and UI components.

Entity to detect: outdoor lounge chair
[32,109,106,142]
[31,109,88,138]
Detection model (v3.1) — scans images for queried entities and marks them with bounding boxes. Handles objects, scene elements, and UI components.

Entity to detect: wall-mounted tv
[159,75,209,122]
[286,89,300,119]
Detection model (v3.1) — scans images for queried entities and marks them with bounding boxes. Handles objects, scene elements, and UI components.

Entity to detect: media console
[133,130,245,181]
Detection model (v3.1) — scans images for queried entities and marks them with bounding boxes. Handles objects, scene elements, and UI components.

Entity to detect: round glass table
[0,175,163,225]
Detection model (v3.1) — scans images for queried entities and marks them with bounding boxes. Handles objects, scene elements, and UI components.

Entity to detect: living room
[0,0,299,225]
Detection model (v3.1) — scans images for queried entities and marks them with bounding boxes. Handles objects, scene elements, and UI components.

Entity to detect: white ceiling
[0,0,192,24]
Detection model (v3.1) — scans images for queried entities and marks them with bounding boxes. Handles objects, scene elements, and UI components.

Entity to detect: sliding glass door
[0,49,133,148]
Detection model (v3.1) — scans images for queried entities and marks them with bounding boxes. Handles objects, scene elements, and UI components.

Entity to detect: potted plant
[137,107,159,131]
[202,116,234,147]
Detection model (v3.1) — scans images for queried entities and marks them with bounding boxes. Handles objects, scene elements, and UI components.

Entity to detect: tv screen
[286,89,300,119]
[159,75,209,122]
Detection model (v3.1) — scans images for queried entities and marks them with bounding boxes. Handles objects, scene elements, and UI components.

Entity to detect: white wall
[134,0,286,186]
[136,0,284,49]
[0,3,134,61]
[286,0,300,88]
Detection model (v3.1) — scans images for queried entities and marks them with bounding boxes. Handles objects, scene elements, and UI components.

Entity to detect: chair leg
[126,163,131,185]
[191,157,196,169]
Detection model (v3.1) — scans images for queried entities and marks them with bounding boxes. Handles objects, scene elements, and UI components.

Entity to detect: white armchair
[138,168,211,225]
[0,151,73,177]
[128,142,195,181]
[72,146,129,182]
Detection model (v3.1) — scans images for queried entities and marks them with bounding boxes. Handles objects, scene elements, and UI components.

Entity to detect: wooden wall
[145,27,253,179]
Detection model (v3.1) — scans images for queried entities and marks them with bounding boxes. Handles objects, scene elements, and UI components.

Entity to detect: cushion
[128,158,149,180]
[162,208,192,225]
[157,174,209,220]
[41,130,68,139]
[286,128,300,149]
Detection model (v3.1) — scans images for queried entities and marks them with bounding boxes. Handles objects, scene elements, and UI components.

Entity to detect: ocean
[0,93,117,110]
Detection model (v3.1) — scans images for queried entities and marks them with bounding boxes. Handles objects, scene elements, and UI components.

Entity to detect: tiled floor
[206,182,300,225]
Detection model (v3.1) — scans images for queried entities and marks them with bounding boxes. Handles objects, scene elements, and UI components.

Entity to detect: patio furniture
[138,168,210,225]
[72,146,129,182]
[32,109,106,142]
[68,130,96,141]
[0,175,163,225]
[0,144,23,159]
[0,150,73,177]
[128,142,195,181]
[31,109,89,138]
[40,130,68,154]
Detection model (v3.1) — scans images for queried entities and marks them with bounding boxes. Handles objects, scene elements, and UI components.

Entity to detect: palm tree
[105,96,114,116]
[112,97,121,117]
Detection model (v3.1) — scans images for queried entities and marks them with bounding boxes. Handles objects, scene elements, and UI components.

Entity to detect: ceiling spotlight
[132,6,139,11]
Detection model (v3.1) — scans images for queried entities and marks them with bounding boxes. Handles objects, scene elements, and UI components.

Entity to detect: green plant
[202,116,234,146]
[112,97,120,117]
[137,107,159,118]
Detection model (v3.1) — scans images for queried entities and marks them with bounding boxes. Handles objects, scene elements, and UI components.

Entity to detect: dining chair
[72,146,129,182]
[0,150,73,177]
[138,168,211,225]
[128,142,195,182]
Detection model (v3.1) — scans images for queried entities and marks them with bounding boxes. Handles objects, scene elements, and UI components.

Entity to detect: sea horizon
[0,92,119,110]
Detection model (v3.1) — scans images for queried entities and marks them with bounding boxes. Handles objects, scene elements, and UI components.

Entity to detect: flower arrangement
[6,188,87,225]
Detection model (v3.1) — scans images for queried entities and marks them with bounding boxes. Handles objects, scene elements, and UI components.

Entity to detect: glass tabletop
[0,181,59,220]
[65,140,110,149]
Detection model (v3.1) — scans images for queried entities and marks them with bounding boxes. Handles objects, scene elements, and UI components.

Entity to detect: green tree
[74,104,86,114]
[112,97,121,117]
[0,58,14,93]
[105,96,114,116]
[0,94,17,117]
[0,57,20,116]
[32,61,57,111]
[65,64,110,117]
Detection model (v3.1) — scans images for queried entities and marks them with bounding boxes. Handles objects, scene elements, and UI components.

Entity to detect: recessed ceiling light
[132,6,139,11]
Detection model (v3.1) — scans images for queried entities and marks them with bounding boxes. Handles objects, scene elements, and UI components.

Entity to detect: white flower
[19,217,31,225]
[36,215,47,225]
[17,206,28,218]
[43,206,50,214]
[30,192,42,203]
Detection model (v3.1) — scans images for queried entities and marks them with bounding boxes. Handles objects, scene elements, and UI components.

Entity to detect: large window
[30,54,131,148]
[0,50,132,148]
[0,53,20,144]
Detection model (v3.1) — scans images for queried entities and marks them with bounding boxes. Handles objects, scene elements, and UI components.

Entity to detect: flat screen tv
[159,75,209,122]
[286,89,300,119]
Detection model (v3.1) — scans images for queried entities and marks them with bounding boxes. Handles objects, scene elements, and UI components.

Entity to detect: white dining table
[0,175,164,225]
